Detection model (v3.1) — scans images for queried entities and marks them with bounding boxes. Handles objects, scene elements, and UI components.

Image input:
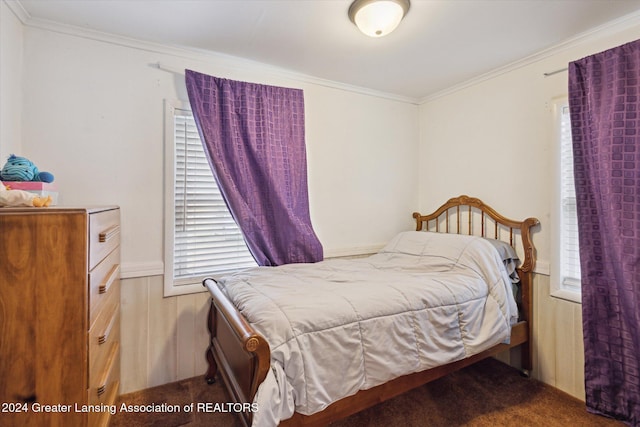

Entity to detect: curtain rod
[543,67,568,77]
[152,62,185,75]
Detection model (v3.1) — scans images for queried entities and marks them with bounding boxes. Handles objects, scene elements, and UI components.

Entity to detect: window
[551,98,581,302]
[164,101,256,296]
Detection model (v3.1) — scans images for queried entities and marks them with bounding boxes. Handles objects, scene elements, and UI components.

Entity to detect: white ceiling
[14,0,640,100]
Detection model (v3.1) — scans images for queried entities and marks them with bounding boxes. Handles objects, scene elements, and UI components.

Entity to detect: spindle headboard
[413,195,539,373]
[413,195,539,274]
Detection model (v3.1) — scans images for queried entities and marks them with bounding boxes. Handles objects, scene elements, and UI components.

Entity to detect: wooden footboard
[203,278,270,427]
[203,195,539,426]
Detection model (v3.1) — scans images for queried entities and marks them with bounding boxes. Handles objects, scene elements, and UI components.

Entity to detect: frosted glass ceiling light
[348,0,410,38]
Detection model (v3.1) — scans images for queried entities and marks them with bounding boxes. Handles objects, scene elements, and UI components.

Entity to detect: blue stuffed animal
[0,154,54,183]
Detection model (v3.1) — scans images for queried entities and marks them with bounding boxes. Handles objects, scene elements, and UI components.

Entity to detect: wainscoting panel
[532,274,586,401]
[120,276,211,394]
[120,276,149,394]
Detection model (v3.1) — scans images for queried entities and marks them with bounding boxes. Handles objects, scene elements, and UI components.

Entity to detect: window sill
[550,287,582,304]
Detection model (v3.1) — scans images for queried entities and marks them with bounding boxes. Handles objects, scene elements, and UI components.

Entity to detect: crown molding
[8,0,639,106]
[9,0,419,105]
[3,0,30,23]
[419,9,640,104]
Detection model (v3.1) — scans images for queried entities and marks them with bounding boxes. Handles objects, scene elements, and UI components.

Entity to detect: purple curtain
[185,70,323,266]
[569,39,640,425]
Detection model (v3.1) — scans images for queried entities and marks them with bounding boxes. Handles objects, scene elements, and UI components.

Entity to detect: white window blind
[558,103,581,292]
[165,104,256,295]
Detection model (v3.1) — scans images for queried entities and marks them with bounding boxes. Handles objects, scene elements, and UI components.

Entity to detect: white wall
[13,21,419,394]
[19,26,419,275]
[9,1,640,397]
[418,13,640,269]
[418,13,640,398]
[305,86,419,254]
[0,1,23,159]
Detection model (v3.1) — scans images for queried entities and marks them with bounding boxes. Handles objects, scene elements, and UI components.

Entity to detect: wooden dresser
[0,207,121,427]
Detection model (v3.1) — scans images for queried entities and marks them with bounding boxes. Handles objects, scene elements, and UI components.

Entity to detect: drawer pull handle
[96,342,119,398]
[99,225,120,243]
[98,312,117,345]
[99,264,120,294]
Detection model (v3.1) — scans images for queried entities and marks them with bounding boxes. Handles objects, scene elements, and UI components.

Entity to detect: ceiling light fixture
[348,0,410,38]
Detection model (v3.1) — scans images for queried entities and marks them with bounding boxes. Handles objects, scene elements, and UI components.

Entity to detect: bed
[203,195,539,426]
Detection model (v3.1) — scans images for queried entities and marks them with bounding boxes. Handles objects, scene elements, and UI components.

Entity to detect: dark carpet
[110,358,623,426]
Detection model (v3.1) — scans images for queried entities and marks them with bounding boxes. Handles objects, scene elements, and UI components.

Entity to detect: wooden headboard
[412,195,540,372]
[412,194,539,274]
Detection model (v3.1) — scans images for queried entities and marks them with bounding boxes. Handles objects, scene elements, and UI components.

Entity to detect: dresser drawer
[89,316,120,404]
[89,341,120,403]
[89,281,120,378]
[89,247,120,327]
[88,340,120,427]
[89,209,120,271]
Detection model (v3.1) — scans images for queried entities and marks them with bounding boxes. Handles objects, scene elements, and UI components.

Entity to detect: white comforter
[218,231,518,426]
